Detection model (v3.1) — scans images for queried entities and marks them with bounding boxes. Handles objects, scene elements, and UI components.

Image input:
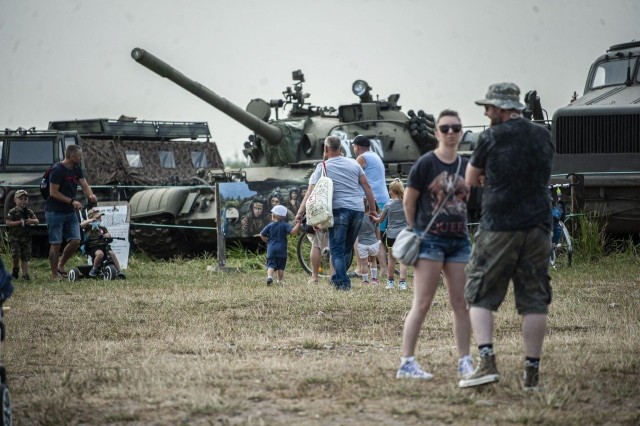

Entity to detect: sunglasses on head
[438,124,462,134]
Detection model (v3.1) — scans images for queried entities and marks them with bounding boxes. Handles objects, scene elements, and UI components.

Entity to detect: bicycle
[296,228,353,277]
[549,182,574,268]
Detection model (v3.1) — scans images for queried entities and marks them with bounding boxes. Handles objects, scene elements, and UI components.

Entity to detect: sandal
[57,269,68,278]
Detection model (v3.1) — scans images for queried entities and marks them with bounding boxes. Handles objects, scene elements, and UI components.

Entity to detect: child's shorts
[266,257,287,271]
[10,238,31,261]
[357,240,381,259]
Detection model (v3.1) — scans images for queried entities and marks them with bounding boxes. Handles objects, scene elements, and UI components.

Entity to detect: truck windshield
[8,139,55,165]
[590,57,638,89]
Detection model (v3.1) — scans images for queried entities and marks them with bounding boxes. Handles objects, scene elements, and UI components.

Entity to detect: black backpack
[40,163,57,199]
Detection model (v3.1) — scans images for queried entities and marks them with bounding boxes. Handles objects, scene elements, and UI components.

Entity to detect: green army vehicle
[129,47,479,256]
[0,127,80,254]
[548,40,640,234]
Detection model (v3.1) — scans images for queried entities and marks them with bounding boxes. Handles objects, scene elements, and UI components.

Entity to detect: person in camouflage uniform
[240,197,268,237]
[459,83,554,391]
[5,189,40,280]
[80,208,126,279]
[5,190,39,280]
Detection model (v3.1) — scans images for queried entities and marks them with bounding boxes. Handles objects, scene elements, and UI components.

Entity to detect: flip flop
[57,269,68,278]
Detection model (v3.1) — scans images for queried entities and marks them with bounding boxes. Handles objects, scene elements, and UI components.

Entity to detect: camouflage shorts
[10,238,32,261]
[465,225,552,315]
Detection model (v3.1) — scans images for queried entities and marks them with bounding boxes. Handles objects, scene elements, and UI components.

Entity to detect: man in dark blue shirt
[45,144,98,280]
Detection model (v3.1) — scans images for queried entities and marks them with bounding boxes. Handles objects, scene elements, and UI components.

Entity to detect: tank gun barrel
[131,47,283,145]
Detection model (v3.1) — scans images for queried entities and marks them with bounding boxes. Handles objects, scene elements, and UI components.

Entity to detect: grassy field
[2,248,639,425]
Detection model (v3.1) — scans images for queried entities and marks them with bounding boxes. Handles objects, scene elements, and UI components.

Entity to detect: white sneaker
[399,281,408,291]
[396,360,434,380]
[386,280,395,289]
[458,355,474,378]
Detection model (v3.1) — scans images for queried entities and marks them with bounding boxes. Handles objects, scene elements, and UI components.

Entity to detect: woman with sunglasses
[395,109,474,381]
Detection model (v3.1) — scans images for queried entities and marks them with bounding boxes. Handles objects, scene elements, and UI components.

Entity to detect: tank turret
[131,47,436,174]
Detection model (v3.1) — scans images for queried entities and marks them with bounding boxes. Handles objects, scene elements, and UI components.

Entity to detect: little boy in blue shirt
[260,205,300,286]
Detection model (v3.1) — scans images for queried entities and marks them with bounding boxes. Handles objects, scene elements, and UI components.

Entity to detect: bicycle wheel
[551,221,573,267]
[296,232,352,277]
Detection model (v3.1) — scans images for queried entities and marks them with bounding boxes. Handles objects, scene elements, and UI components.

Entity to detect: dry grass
[3,251,640,425]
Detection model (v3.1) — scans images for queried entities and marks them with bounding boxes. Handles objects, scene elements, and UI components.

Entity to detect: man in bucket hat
[459,82,554,391]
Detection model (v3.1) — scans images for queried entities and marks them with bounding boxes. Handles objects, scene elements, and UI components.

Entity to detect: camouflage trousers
[10,237,32,261]
[465,225,552,315]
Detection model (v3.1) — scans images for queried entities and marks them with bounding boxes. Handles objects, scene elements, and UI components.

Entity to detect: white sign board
[84,203,131,269]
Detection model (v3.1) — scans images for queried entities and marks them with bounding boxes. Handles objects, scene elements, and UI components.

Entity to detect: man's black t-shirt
[45,163,84,213]
[406,152,469,238]
[469,117,554,231]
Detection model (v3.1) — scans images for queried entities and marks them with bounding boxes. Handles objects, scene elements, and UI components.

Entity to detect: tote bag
[305,162,334,230]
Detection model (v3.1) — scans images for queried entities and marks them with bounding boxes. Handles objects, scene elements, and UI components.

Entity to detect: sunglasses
[438,124,462,134]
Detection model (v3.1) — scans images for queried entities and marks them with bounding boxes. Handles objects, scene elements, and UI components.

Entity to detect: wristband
[69,198,75,205]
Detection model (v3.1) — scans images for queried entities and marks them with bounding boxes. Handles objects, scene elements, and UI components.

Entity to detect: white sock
[371,268,378,279]
[401,356,415,365]
[362,273,369,282]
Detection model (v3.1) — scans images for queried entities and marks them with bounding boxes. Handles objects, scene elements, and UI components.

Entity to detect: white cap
[271,205,288,217]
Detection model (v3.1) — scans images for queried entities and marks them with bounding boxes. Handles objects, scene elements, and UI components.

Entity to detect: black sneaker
[12,268,19,279]
[523,365,540,391]
[116,271,126,279]
[266,277,273,286]
[22,275,31,281]
[458,354,500,388]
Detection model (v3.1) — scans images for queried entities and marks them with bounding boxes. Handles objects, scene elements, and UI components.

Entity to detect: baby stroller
[0,259,14,425]
[67,235,126,281]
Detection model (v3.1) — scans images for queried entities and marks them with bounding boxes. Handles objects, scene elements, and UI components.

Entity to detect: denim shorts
[417,232,471,263]
[45,210,81,244]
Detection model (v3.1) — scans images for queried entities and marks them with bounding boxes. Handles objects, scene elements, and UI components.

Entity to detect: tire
[103,264,117,280]
[551,221,573,268]
[0,366,5,385]
[0,384,11,426]
[67,268,81,282]
[296,232,352,277]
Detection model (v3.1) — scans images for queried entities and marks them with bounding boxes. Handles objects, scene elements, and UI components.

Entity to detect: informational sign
[84,202,131,269]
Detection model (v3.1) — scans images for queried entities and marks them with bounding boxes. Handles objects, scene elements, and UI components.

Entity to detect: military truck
[549,40,640,234]
[0,127,81,254]
[1,119,227,257]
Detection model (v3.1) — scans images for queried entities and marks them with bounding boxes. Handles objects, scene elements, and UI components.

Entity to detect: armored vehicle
[550,40,640,233]
[0,127,80,254]
[47,118,227,258]
[129,48,454,254]
[1,120,226,257]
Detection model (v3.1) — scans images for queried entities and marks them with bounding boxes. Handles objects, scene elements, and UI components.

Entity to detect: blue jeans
[45,210,81,244]
[329,208,364,290]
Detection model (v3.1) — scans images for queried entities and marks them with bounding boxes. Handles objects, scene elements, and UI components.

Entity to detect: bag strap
[417,155,462,239]
[321,161,328,177]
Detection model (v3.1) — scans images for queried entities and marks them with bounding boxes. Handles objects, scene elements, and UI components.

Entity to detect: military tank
[129,47,440,257]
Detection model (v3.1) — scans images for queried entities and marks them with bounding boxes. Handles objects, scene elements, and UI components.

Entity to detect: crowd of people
[4,82,553,391]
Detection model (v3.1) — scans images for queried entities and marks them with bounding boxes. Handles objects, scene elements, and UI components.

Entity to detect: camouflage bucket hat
[89,208,104,219]
[475,82,526,110]
[14,190,29,200]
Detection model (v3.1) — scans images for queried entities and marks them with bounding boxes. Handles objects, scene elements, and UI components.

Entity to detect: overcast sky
[1,0,639,162]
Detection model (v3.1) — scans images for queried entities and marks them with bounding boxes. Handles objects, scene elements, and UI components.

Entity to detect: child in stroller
[78,208,126,279]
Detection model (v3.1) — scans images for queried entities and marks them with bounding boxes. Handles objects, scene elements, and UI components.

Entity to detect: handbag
[393,156,462,266]
[305,161,334,230]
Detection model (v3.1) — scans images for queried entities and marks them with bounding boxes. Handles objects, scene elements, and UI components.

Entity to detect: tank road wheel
[131,216,190,259]
[67,268,81,282]
[296,232,352,277]
[0,384,11,426]
[103,264,117,280]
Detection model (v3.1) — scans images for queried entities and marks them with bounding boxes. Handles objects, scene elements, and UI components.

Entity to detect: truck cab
[551,40,640,233]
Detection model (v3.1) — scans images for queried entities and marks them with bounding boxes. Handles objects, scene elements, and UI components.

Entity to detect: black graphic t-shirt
[406,152,469,238]
[470,117,554,231]
[45,163,84,213]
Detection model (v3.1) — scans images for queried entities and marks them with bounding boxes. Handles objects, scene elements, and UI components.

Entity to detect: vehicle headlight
[352,80,370,97]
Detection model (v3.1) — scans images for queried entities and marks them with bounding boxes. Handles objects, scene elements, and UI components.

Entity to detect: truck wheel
[0,384,11,426]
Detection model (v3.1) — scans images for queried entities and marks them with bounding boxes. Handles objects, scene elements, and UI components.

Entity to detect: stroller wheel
[103,264,117,281]
[0,384,11,426]
[68,268,81,282]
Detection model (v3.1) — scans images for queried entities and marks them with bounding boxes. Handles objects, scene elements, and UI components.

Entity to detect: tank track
[131,215,190,259]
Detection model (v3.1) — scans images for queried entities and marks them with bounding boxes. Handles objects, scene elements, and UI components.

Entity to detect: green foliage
[574,212,607,262]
